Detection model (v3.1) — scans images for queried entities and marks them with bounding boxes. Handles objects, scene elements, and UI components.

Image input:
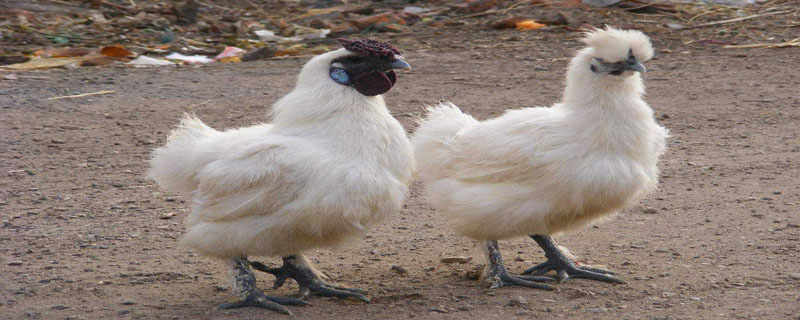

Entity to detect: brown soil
[2,7,800,320]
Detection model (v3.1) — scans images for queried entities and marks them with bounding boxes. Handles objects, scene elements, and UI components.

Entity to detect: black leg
[251,254,371,303]
[523,235,625,284]
[217,257,309,315]
[483,240,555,290]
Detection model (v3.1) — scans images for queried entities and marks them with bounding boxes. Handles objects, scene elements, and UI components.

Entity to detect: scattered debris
[127,56,175,66]
[165,52,213,64]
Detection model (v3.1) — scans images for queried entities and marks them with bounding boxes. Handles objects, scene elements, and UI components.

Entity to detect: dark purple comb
[337,38,401,61]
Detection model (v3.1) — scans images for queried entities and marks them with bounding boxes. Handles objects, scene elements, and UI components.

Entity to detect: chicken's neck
[270,86,404,157]
[558,56,657,155]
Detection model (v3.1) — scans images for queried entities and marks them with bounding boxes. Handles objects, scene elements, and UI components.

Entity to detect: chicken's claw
[483,240,555,290]
[251,255,371,303]
[525,235,626,284]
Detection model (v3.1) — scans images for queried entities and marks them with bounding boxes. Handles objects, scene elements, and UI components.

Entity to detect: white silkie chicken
[149,39,414,314]
[412,27,668,289]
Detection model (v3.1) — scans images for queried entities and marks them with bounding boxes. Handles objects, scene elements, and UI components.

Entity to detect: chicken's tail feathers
[148,114,218,194]
[411,101,478,181]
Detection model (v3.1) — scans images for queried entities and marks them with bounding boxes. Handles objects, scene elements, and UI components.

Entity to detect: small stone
[507,296,528,307]
[50,138,66,144]
[643,207,658,214]
[440,256,472,264]
[164,197,177,202]
[214,285,228,292]
[689,296,702,301]
[788,274,800,280]
[51,305,70,310]
[390,265,407,275]
[428,307,448,313]
[564,288,594,299]
[458,305,473,311]
[111,182,124,188]
[121,300,136,305]
[160,212,177,220]
[8,261,22,266]
[242,46,277,61]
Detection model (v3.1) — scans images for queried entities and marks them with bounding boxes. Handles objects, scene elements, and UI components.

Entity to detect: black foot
[523,235,625,284]
[218,289,308,315]
[251,255,371,303]
[218,257,309,315]
[484,240,555,290]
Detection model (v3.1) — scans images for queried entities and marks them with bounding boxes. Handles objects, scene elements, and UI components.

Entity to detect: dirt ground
[2,10,800,320]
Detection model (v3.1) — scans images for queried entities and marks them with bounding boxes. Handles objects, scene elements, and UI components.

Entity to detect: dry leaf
[100,45,136,58]
[81,55,130,66]
[4,57,88,70]
[37,48,93,58]
[516,20,546,30]
[216,56,241,63]
[492,17,535,29]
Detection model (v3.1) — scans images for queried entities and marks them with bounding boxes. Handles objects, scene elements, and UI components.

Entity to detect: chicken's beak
[387,57,412,71]
[624,58,646,73]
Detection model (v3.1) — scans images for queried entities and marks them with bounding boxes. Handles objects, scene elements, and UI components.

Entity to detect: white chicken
[412,27,668,289]
[149,39,414,314]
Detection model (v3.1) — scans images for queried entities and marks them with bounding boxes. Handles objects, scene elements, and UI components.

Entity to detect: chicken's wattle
[353,70,396,96]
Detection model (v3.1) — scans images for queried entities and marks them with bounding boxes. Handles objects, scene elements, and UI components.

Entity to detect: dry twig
[46,90,115,100]
[682,9,796,29]
[723,37,800,49]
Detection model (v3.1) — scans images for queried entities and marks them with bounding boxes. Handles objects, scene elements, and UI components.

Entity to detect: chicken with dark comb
[149,38,415,315]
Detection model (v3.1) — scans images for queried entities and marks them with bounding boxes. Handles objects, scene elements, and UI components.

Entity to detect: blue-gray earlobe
[330,68,351,85]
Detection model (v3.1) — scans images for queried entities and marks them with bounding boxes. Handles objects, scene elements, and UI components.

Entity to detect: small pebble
[428,307,448,313]
[390,265,407,275]
[507,296,528,307]
[121,300,136,305]
[160,212,177,220]
[643,207,658,214]
[441,257,471,264]
[8,261,22,266]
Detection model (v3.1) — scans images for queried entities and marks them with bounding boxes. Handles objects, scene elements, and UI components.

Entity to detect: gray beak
[387,57,412,71]
[625,60,646,73]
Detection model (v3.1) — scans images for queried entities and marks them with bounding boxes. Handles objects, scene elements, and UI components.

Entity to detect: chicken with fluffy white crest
[412,27,668,289]
[149,38,414,314]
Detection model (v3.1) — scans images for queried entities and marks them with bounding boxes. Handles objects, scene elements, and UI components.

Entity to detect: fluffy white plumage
[149,48,415,259]
[412,28,668,241]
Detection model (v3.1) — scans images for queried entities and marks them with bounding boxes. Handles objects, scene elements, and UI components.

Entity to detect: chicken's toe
[252,255,371,303]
